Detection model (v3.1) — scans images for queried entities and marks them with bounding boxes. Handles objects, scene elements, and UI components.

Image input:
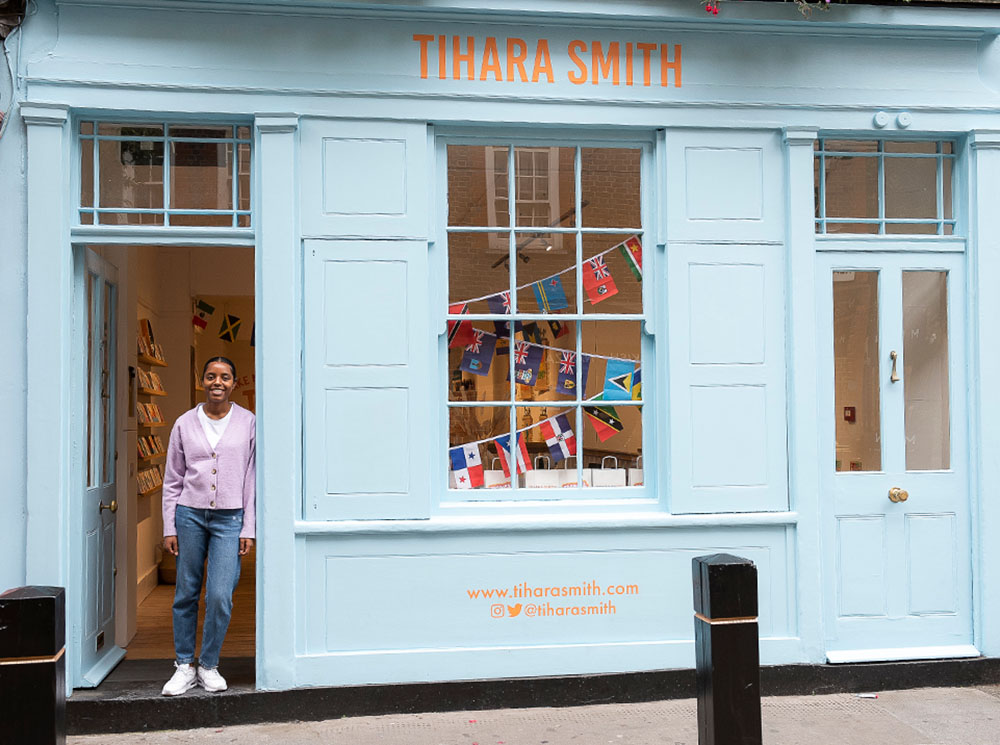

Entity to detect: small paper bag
[627,456,644,487]
[591,455,627,487]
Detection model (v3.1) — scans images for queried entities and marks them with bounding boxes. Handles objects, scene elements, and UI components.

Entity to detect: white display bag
[627,456,644,487]
[557,457,591,488]
[483,457,511,489]
[524,455,563,488]
[591,455,628,487]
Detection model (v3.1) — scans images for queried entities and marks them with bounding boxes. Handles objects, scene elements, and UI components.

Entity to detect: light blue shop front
[3,0,1000,694]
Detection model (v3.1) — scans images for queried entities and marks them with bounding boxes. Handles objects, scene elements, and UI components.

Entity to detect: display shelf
[138,353,168,367]
[138,388,167,397]
[139,421,168,428]
[139,452,166,463]
[138,484,162,498]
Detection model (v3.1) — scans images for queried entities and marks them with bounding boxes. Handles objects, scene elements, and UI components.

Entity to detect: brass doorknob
[99,500,118,514]
[888,487,908,503]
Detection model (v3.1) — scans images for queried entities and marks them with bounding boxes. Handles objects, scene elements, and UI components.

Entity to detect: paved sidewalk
[70,685,1000,744]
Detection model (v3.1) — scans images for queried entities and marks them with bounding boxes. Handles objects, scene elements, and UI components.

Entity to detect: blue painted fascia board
[50,0,1000,36]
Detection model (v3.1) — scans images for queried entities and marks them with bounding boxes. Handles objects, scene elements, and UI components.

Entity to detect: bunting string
[455,235,640,307]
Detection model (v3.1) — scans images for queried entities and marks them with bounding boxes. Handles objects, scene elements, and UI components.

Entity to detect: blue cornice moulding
[47,0,1000,36]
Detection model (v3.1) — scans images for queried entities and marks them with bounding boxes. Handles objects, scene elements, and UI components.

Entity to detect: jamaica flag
[218,314,242,342]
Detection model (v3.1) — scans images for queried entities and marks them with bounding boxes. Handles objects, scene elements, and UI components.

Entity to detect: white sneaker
[161,663,197,696]
[197,665,228,692]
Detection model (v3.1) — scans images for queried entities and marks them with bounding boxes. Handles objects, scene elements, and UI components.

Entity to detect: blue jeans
[172,505,243,669]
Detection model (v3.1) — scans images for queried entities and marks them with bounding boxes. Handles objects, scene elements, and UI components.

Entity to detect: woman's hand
[164,536,178,556]
[239,538,254,556]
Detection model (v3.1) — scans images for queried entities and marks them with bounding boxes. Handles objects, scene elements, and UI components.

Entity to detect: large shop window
[814,139,955,235]
[79,122,252,227]
[446,144,646,497]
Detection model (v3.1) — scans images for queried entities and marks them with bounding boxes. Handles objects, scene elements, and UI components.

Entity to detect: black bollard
[0,586,66,745]
[692,554,762,745]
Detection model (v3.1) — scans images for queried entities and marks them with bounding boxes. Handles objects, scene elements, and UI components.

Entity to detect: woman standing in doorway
[160,356,255,696]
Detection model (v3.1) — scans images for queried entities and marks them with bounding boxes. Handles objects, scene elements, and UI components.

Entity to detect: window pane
[884,141,937,154]
[833,271,881,472]
[87,275,95,488]
[81,140,94,208]
[824,140,878,153]
[825,156,878,221]
[513,146,574,229]
[449,328,507,403]
[80,122,94,135]
[238,143,251,213]
[886,222,938,235]
[99,138,163,212]
[903,271,950,471]
[514,232,577,315]
[582,404,642,486]
[449,407,511,491]
[581,233,643,315]
[170,141,234,212]
[582,321,642,402]
[448,231,507,312]
[827,222,878,235]
[101,282,116,486]
[581,147,641,228]
[448,145,510,228]
[514,331,575,403]
[885,156,936,220]
[943,157,953,221]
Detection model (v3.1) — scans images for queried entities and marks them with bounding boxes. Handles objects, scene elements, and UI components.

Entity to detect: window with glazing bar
[446,143,647,496]
[78,122,252,228]
[814,139,956,235]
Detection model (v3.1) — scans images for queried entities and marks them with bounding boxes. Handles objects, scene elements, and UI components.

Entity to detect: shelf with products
[136,318,170,498]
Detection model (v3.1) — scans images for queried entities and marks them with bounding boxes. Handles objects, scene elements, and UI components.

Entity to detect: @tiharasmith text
[468,580,639,619]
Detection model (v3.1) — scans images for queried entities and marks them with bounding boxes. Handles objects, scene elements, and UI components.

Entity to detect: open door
[78,248,127,686]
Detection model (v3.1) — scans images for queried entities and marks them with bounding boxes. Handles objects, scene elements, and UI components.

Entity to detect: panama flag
[460,330,498,376]
[582,256,619,305]
[447,303,477,348]
[539,414,577,464]
[495,432,533,477]
[449,444,485,489]
[556,351,591,395]
[603,359,637,401]
[619,236,643,281]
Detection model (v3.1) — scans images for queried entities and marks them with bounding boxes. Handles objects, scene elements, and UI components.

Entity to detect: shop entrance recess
[817,252,976,663]
[79,248,127,684]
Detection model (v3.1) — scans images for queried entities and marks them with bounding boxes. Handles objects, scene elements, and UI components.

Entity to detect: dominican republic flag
[486,291,522,336]
[619,236,643,281]
[447,303,477,348]
[510,341,544,386]
[539,414,577,464]
[449,444,484,489]
[495,432,533,477]
[192,299,215,332]
[603,359,637,401]
[460,330,498,376]
[556,351,591,395]
[532,275,569,312]
[582,256,619,305]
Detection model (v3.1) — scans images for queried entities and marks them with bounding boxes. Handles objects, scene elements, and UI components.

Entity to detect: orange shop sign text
[412,35,682,87]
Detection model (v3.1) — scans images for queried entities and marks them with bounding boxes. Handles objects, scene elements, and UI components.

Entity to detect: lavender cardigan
[162,403,256,539]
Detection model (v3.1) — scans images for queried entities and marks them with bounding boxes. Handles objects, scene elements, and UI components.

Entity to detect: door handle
[889,351,900,383]
[99,500,118,514]
[888,487,908,503]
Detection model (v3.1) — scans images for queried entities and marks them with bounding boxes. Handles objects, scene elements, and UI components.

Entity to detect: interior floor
[127,547,256,660]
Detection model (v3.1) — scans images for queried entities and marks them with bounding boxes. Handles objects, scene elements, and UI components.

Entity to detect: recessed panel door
[79,249,126,686]
[818,253,974,662]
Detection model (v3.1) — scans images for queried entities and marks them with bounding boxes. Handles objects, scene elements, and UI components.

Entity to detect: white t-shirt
[197,403,233,449]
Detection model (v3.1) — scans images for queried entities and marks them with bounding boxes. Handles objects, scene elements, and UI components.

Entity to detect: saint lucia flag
[619,236,643,282]
[218,314,241,342]
[495,432,533,477]
[539,414,577,464]
[531,275,569,312]
[603,359,636,401]
[449,444,484,489]
[460,330,497,376]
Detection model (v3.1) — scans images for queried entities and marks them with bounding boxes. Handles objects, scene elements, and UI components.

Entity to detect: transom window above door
[814,139,956,236]
[78,122,252,228]
[446,143,646,497]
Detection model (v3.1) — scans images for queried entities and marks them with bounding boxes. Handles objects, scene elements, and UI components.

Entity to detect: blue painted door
[79,249,126,686]
[818,252,974,662]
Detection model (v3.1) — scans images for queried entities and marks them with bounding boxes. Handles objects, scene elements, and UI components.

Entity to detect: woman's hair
[202,356,237,379]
